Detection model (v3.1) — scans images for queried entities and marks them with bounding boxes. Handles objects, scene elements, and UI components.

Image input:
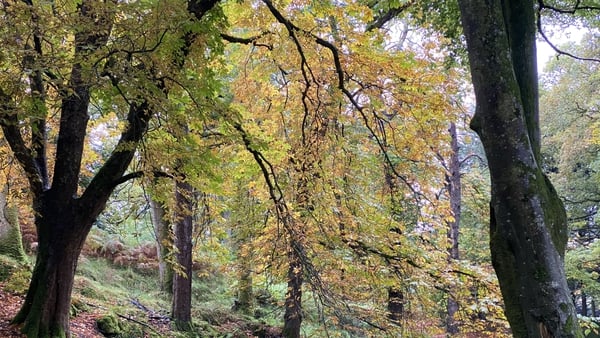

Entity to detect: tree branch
[537,0,600,63]
[52,0,117,199]
[261,0,422,202]
[79,0,220,217]
[539,0,600,14]
[365,1,415,32]
[0,90,44,198]
[220,32,273,49]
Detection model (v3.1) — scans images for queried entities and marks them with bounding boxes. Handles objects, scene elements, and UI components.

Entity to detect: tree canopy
[0,0,598,337]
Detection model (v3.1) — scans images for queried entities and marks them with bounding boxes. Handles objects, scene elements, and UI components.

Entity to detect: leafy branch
[261,0,423,202]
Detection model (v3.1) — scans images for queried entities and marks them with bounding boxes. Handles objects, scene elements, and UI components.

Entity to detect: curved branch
[365,1,415,32]
[539,0,600,14]
[0,90,44,198]
[537,0,600,63]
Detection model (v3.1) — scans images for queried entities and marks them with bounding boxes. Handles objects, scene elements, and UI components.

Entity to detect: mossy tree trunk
[0,187,26,262]
[458,0,581,336]
[150,197,174,293]
[13,195,92,337]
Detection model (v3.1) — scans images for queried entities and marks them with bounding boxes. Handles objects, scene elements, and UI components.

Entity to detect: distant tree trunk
[150,197,173,293]
[592,298,597,317]
[458,0,581,336]
[236,256,253,315]
[582,292,588,317]
[446,122,461,334]
[0,186,26,262]
[230,188,258,315]
[383,148,405,324]
[283,244,303,338]
[282,110,328,338]
[171,179,194,330]
[387,287,404,324]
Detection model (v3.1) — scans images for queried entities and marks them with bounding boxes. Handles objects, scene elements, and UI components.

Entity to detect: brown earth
[0,282,104,337]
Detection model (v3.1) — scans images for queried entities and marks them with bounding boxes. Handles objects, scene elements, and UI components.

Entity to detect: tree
[444,122,461,334]
[457,0,581,336]
[222,1,461,335]
[171,178,195,330]
[0,184,26,262]
[0,0,220,336]
[149,195,174,293]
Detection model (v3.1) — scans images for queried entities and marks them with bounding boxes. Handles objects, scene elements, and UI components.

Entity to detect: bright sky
[536,27,587,73]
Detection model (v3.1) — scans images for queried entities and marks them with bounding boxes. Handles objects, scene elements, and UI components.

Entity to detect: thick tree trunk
[150,197,173,293]
[458,0,581,336]
[12,197,91,338]
[171,180,194,330]
[282,246,303,338]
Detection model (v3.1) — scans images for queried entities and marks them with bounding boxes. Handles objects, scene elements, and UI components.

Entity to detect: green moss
[564,313,584,338]
[70,296,90,317]
[96,313,122,337]
[0,204,27,263]
[0,255,21,281]
[4,268,31,295]
[534,266,549,281]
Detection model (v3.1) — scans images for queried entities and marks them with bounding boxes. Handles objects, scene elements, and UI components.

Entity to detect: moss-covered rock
[96,313,122,337]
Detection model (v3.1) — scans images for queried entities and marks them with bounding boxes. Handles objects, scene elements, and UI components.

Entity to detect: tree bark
[387,287,404,324]
[12,193,96,337]
[582,292,588,317]
[282,244,303,338]
[150,197,174,293]
[236,258,253,315]
[0,186,26,262]
[446,122,461,335]
[458,0,581,336]
[171,179,194,330]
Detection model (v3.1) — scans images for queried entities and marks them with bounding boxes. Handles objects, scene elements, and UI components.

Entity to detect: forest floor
[0,282,104,337]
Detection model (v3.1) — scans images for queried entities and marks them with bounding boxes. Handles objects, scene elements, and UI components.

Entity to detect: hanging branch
[261,0,423,202]
[231,119,338,306]
[537,0,600,63]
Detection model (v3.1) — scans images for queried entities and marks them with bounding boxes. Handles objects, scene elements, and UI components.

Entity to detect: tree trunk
[0,186,26,262]
[387,287,404,324]
[150,197,173,293]
[282,245,303,338]
[446,122,461,334]
[12,197,92,338]
[236,259,253,315]
[582,292,588,317]
[458,0,581,336]
[171,179,194,330]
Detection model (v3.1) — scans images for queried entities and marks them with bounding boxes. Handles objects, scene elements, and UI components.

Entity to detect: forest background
[0,0,599,337]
